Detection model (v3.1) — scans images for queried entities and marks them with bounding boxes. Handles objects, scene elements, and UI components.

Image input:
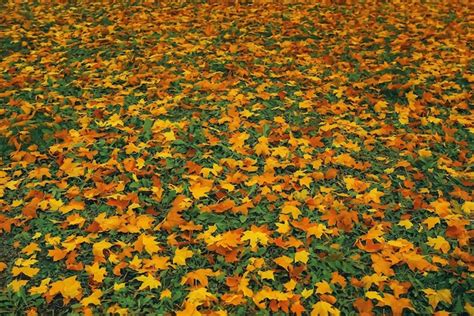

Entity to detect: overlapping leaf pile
[0,1,473,315]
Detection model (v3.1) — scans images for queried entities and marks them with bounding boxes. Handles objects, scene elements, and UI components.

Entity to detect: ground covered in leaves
[0,1,473,315]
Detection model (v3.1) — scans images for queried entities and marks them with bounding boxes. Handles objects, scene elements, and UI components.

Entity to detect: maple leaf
[379,293,415,316]
[310,301,340,316]
[294,250,309,264]
[136,274,161,291]
[49,198,64,211]
[242,230,269,251]
[8,279,28,293]
[461,201,474,214]
[92,240,113,261]
[315,281,333,294]
[12,266,40,278]
[28,167,51,180]
[374,100,388,113]
[189,178,213,199]
[465,303,474,315]
[301,288,314,298]
[29,278,51,295]
[176,301,201,316]
[366,291,384,302]
[353,298,373,315]
[85,262,107,283]
[255,136,270,156]
[48,247,69,261]
[430,199,451,217]
[344,177,369,193]
[60,158,85,177]
[426,236,450,253]
[47,276,82,303]
[423,217,440,230]
[147,256,170,270]
[187,287,217,305]
[364,188,384,204]
[107,113,124,127]
[276,221,291,234]
[423,289,452,309]
[291,301,306,316]
[299,176,313,188]
[258,270,275,281]
[181,269,219,287]
[21,242,40,256]
[274,255,293,271]
[229,132,250,152]
[81,289,103,306]
[398,219,413,229]
[173,247,193,265]
[282,204,301,219]
[135,234,160,255]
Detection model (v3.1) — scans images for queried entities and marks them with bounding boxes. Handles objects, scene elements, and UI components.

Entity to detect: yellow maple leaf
[189,178,213,199]
[136,274,161,290]
[60,158,85,177]
[294,250,309,264]
[21,242,40,256]
[398,219,413,229]
[135,234,160,255]
[12,266,40,278]
[163,130,176,141]
[49,198,64,211]
[299,176,312,189]
[423,217,440,230]
[310,301,340,316]
[255,136,270,156]
[173,247,193,265]
[242,230,269,251]
[366,291,384,302]
[285,279,297,291]
[282,204,301,219]
[8,279,28,293]
[299,100,312,109]
[430,199,451,217]
[85,262,107,283]
[374,100,388,112]
[274,255,293,271]
[187,287,217,305]
[29,278,51,295]
[81,289,103,306]
[461,201,474,214]
[48,276,82,302]
[315,281,333,294]
[301,288,314,299]
[107,113,124,127]
[423,288,452,309]
[406,91,417,105]
[276,221,291,234]
[307,223,326,238]
[364,188,384,204]
[176,301,201,316]
[219,181,235,192]
[426,236,450,253]
[92,240,113,261]
[418,148,432,157]
[257,270,275,281]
